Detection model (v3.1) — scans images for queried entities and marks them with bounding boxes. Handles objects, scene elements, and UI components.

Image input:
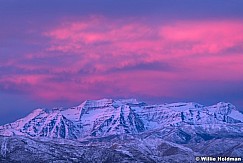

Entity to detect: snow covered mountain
[0,99,243,162]
[0,99,243,140]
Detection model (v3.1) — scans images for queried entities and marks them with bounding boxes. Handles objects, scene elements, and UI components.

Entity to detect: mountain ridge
[0,99,242,140]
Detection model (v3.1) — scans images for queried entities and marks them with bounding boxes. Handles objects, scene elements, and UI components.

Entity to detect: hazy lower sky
[0,0,243,125]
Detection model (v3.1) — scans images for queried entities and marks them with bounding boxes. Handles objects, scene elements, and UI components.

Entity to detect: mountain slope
[0,135,196,163]
[0,134,242,163]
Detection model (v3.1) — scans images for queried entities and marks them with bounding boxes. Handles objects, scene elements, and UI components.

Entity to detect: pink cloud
[1,16,242,102]
[160,21,243,54]
[45,18,243,60]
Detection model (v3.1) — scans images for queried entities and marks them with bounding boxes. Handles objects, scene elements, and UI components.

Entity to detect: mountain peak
[79,98,113,108]
[216,102,235,108]
[207,102,236,114]
[78,98,141,108]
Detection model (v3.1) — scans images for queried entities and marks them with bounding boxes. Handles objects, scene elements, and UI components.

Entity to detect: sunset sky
[0,0,243,125]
